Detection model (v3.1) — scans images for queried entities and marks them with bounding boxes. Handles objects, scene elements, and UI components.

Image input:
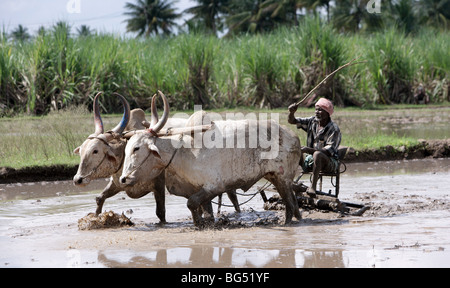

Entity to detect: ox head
[73,92,130,186]
[119,91,169,187]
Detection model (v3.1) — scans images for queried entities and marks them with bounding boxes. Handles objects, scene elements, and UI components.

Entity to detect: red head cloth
[315,98,334,116]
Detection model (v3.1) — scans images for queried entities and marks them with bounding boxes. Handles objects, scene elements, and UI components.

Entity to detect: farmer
[288,98,342,196]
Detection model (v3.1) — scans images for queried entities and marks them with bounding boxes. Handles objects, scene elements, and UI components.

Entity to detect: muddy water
[1,158,450,268]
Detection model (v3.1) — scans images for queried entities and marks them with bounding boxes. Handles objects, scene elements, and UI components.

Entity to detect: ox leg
[187,189,215,227]
[268,176,301,224]
[153,174,167,224]
[95,179,121,215]
[226,190,241,213]
[201,201,214,224]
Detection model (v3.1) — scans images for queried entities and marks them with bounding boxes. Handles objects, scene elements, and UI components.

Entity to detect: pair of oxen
[73,92,302,227]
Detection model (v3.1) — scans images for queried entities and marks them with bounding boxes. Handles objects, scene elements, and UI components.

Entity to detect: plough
[214,146,369,217]
[262,147,370,216]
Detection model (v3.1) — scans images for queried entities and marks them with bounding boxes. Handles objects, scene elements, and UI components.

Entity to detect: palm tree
[124,0,181,37]
[415,0,450,29]
[77,25,95,37]
[259,0,302,26]
[390,0,418,35]
[331,0,383,32]
[298,0,332,21]
[226,0,287,35]
[184,0,231,36]
[10,24,31,42]
[225,0,263,35]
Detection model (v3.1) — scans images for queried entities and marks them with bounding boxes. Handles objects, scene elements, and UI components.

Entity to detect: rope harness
[211,181,272,208]
[78,133,123,179]
[78,153,108,180]
[121,132,183,181]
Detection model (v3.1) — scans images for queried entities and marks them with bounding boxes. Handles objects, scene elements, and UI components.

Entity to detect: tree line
[123,0,450,37]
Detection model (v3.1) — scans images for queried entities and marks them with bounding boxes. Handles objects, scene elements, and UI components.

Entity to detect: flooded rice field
[1,158,450,268]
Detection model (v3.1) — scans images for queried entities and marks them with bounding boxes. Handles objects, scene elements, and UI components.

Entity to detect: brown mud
[1,158,450,267]
[1,139,449,184]
[78,211,134,230]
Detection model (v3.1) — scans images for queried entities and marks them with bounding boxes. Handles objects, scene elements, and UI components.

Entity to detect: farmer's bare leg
[308,151,331,195]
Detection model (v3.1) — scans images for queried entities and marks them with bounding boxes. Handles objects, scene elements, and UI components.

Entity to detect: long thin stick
[295,57,366,106]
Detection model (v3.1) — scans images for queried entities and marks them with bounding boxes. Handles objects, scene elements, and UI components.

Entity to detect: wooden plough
[261,147,370,216]
[261,183,370,217]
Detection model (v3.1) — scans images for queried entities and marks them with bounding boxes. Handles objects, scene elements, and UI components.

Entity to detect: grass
[1,104,448,169]
[1,17,448,116]
[0,106,125,168]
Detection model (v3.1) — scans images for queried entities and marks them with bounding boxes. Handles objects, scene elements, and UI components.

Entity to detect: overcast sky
[0,0,195,36]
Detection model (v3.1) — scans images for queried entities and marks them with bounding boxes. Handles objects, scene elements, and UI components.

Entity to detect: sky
[0,0,195,36]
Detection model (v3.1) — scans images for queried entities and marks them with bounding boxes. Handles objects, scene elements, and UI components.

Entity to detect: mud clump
[214,209,281,229]
[78,211,134,230]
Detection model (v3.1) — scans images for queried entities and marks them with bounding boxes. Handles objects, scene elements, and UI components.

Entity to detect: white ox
[119,92,302,227]
[73,92,239,223]
[73,92,187,223]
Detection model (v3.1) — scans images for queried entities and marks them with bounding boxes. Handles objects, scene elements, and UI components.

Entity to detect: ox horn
[150,94,159,127]
[92,92,104,136]
[111,93,131,135]
[147,90,169,135]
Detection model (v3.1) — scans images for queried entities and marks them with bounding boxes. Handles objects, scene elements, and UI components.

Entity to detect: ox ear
[142,120,150,129]
[106,148,118,164]
[148,143,161,159]
[73,146,81,155]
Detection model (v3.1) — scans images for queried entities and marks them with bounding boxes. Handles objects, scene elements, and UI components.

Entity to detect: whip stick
[294,57,366,107]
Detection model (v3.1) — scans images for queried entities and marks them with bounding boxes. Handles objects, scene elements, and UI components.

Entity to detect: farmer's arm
[301,146,316,154]
[288,103,299,125]
[288,104,313,133]
[323,129,341,159]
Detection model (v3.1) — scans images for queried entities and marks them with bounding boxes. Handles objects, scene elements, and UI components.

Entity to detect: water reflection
[96,247,346,268]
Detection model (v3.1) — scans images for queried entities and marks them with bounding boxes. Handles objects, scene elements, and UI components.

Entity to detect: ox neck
[105,138,126,175]
[152,135,183,170]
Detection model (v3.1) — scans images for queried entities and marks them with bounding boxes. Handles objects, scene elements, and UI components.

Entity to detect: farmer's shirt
[295,116,342,160]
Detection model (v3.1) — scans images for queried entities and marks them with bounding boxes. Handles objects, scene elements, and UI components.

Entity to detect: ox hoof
[195,217,215,229]
[157,220,167,227]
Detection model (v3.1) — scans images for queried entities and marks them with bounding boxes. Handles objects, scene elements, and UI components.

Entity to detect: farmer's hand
[288,103,299,113]
[288,103,299,125]
[301,147,315,154]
